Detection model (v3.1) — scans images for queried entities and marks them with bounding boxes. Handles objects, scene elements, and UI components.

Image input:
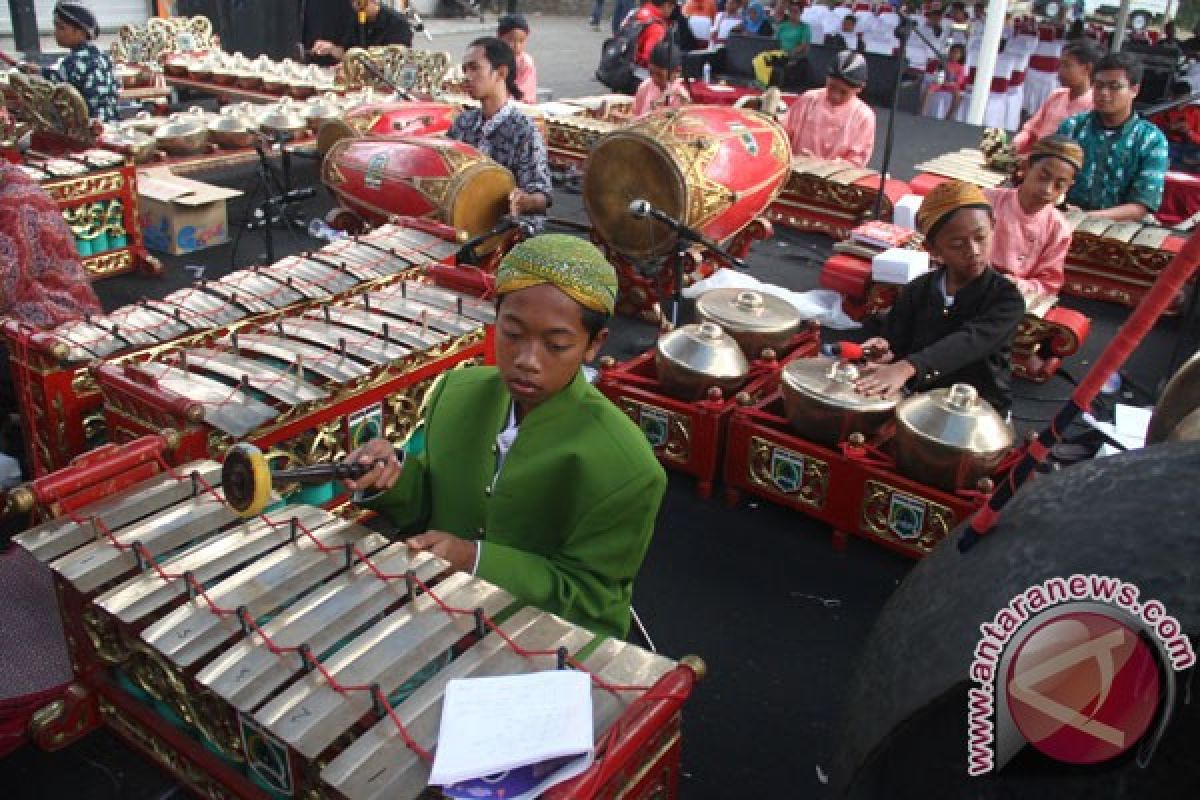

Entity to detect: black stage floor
[2,110,1195,799]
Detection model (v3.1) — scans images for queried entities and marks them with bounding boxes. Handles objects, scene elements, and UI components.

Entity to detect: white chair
[956,53,1015,130]
[1006,47,1032,130]
[1023,38,1063,116]
[803,7,828,45]
[863,33,897,55]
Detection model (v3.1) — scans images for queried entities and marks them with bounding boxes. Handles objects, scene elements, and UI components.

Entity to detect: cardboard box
[137,168,243,256]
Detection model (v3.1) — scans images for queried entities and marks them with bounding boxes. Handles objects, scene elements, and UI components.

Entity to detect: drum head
[445,162,516,255]
[584,132,687,260]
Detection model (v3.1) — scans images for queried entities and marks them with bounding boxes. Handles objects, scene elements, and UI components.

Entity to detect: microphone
[628,198,748,271]
[628,198,654,220]
[456,215,531,265]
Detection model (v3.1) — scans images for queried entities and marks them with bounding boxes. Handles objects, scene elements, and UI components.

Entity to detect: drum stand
[234,133,316,266]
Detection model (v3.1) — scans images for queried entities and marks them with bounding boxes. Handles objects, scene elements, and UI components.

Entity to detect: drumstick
[221,442,396,517]
[958,230,1200,553]
[0,49,19,67]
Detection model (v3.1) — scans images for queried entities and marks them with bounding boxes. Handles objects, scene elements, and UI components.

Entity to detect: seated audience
[782,51,876,167]
[769,0,811,89]
[855,181,1024,415]
[922,42,967,119]
[736,2,774,37]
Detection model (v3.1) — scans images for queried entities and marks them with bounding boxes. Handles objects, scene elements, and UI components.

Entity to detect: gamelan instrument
[582,106,790,319]
[1060,209,1188,310]
[764,156,913,240]
[721,357,1017,558]
[598,290,822,499]
[221,442,389,518]
[13,439,703,799]
[584,106,790,261]
[92,276,495,490]
[316,101,459,155]
[1,221,469,479]
[321,136,515,245]
[542,111,618,171]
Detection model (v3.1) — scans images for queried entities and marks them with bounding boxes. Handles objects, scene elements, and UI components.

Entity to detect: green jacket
[363,366,667,639]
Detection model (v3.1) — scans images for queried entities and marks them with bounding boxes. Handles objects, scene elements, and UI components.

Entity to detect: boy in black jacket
[855,180,1025,414]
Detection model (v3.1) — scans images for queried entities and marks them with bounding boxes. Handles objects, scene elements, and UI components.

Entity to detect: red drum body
[322,136,515,239]
[583,106,791,259]
[343,100,458,137]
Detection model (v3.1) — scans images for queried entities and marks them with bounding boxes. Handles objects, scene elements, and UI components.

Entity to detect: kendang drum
[583,106,791,260]
[322,136,515,244]
[317,101,459,154]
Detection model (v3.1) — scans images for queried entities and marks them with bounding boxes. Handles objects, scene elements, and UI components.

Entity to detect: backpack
[596,18,657,94]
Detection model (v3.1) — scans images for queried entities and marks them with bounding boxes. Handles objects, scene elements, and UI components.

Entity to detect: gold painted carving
[82,608,131,665]
[98,696,239,800]
[618,398,692,463]
[8,72,94,144]
[746,436,828,508]
[342,46,451,97]
[44,171,126,203]
[860,479,954,554]
[125,639,245,763]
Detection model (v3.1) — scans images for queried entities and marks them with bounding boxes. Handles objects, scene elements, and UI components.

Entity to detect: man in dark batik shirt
[29,3,119,123]
[448,37,553,230]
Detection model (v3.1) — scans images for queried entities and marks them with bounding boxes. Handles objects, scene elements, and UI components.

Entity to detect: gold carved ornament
[618,398,692,463]
[124,636,245,762]
[746,436,829,509]
[8,72,95,146]
[97,696,239,800]
[859,479,954,554]
[341,46,451,98]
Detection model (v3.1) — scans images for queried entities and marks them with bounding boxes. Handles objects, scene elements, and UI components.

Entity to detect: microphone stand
[872,14,949,220]
[641,208,748,326]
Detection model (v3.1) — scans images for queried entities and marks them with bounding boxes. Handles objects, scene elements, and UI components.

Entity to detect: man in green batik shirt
[1056,52,1169,222]
[344,235,667,640]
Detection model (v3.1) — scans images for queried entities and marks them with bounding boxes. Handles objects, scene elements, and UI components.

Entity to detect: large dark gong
[833,442,1200,798]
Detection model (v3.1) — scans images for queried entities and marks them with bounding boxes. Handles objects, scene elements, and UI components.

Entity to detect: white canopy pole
[966,0,1007,125]
[1111,0,1132,52]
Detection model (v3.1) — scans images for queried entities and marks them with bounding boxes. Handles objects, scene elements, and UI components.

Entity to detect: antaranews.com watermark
[967,574,1195,776]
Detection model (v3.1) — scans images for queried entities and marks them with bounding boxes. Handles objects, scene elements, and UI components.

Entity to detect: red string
[55,454,656,767]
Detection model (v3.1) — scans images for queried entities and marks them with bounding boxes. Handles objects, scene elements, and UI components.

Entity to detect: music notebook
[430,670,595,798]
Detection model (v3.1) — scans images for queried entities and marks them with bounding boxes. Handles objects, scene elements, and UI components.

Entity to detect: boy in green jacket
[344,235,667,639]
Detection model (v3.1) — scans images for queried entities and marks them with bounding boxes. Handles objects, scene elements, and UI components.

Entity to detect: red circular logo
[1005,612,1162,765]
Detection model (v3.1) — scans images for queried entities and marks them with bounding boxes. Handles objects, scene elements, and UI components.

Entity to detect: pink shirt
[782,88,876,167]
[1011,87,1094,155]
[515,52,537,104]
[984,187,1072,297]
[632,76,690,117]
